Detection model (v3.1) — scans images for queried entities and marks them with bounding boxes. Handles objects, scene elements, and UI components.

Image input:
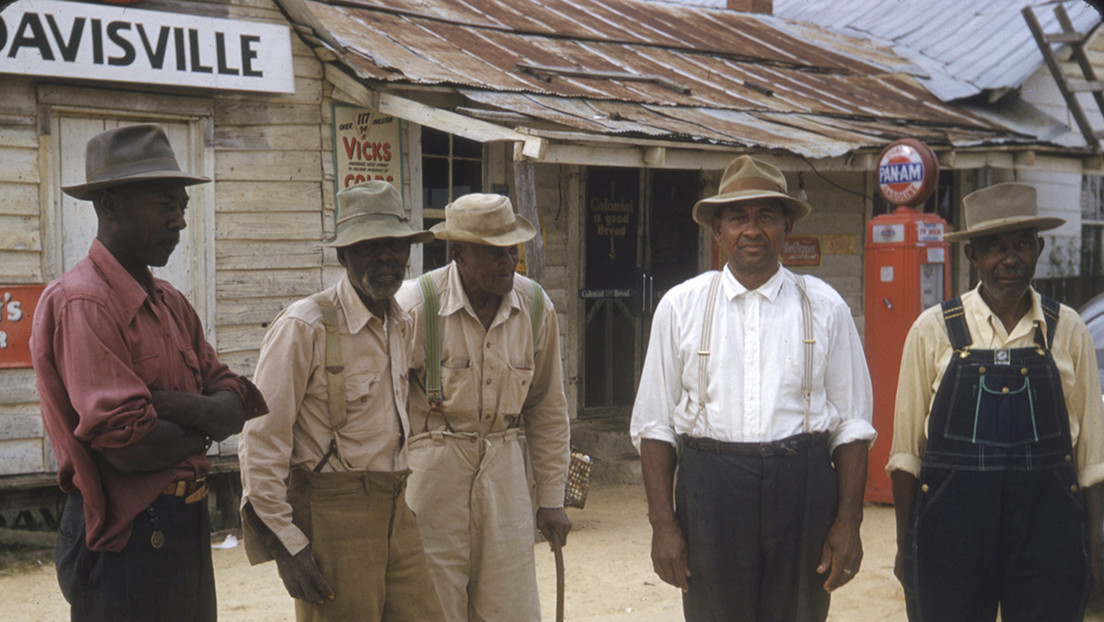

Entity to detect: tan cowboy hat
[430,193,536,247]
[62,124,210,200]
[943,182,1065,242]
[692,155,811,226]
[324,181,434,247]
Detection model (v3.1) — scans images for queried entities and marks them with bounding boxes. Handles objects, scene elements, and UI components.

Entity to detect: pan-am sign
[0,0,294,93]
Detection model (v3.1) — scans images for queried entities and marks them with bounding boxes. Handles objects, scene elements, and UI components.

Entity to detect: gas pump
[864,139,948,503]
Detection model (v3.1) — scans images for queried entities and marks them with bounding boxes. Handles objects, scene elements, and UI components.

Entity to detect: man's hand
[817,517,863,592]
[275,544,334,604]
[536,506,572,549]
[650,518,691,592]
[150,390,246,441]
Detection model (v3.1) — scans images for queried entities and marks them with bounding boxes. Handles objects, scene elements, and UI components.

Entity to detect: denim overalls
[903,296,1090,622]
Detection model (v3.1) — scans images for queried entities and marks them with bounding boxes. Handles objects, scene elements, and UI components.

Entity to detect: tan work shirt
[240,276,413,557]
[888,286,1104,488]
[396,262,570,508]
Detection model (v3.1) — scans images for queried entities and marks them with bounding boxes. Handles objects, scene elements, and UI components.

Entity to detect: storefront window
[421,128,483,270]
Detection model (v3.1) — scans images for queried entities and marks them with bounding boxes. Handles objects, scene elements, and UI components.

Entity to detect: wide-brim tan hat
[324,181,434,247]
[943,182,1065,242]
[692,155,811,226]
[62,124,210,200]
[430,193,536,246]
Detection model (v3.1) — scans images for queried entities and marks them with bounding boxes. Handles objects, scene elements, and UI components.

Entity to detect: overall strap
[1040,294,1060,348]
[940,297,971,350]
[309,292,348,430]
[792,274,815,434]
[417,273,444,407]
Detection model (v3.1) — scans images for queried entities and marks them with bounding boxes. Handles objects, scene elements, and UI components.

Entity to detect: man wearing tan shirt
[888,183,1104,622]
[396,193,572,622]
[239,181,444,621]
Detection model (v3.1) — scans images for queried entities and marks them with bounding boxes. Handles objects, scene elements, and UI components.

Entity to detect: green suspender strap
[417,274,444,410]
[309,292,346,471]
[417,273,546,412]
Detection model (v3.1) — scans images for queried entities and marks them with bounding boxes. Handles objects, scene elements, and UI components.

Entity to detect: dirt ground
[1,483,1102,621]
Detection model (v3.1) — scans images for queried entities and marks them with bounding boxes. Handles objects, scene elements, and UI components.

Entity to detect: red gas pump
[864,139,949,503]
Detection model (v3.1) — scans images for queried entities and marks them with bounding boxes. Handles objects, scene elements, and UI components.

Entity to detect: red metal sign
[877,138,938,208]
[0,284,45,369]
[782,235,821,267]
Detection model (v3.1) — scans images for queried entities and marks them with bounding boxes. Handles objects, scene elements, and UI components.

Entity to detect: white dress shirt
[630,265,875,453]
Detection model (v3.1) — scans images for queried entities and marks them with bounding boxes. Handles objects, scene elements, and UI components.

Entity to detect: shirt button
[486,379,492,385]
[486,342,492,348]
[921,484,930,492]
[360,396,368,403]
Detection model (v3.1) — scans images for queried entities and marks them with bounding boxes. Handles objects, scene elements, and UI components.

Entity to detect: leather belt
[683,432,829,457]
[163,478,209,504]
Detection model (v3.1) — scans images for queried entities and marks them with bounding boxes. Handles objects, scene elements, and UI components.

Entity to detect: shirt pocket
[131,353,161,388]
[338,370,385,435]
[441,364,478,419]
[498,365,535,415]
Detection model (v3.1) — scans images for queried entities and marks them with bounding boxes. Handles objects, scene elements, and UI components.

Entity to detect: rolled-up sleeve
[886,313,939,479]
[630,295,683,451]
[824,301,876,453]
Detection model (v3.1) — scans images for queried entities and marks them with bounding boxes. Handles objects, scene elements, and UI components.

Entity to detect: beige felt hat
[62,124,210,200]
[323,181,434,247]
[430,193,536,247]
[943,182,1065,242]
[692,155,811,226]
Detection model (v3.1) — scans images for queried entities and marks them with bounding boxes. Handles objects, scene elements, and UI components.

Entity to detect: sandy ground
[1,483,1102,621]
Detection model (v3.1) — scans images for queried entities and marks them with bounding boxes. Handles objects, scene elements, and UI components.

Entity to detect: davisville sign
[0,0,294,93]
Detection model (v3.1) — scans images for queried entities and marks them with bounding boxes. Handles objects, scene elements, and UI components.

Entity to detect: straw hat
[323,181,434,247]
[943,182,1064,242]
[430,193,535,247]
[692,155,811,226]
[62,124,210,200]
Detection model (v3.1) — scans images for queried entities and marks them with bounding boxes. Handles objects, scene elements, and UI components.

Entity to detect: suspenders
[308,292,348,472]
[417,271,545,418]
[940,294,1060,351]
[692,271,816,437]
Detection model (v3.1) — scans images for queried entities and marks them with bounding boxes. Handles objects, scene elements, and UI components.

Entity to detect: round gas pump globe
[877,139,939,208]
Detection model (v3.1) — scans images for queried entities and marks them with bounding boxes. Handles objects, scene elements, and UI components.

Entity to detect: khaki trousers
[287,469,444,622]
[406,429,540,622]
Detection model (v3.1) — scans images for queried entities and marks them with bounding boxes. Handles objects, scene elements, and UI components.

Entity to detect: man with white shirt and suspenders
[239,181,444,621]
[630,156,876,621]
[396,193,572,622]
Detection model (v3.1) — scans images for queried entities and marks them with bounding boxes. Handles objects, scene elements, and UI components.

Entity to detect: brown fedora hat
[62,124,210,200]
[692,155,811,226]
[323,181,434,247]
[430,193,536,247]
[943,182,1065,242]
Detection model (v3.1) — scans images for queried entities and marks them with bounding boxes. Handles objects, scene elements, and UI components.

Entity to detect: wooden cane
[551,531,565,622]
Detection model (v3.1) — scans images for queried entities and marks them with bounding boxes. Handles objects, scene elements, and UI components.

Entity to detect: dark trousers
[903,468,1089,622]
[676,440,837,622]
[55,491,216,622]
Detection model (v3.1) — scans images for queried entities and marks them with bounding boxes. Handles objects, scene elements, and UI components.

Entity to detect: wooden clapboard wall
[0,0,330,477]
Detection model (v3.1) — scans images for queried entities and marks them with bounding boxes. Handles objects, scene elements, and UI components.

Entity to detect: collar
[88,238,153,321]
[721,263,785,302]
[966,285,1047,344]
[438,261,522,318]
[336,275,405,333]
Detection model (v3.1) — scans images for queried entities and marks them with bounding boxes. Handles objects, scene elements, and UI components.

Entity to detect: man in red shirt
[31,124,267,621]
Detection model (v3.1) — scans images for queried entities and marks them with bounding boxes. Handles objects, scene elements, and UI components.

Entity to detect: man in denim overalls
[888,182,1104,622]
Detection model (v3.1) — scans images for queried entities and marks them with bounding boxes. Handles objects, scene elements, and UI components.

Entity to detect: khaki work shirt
[888,286,1104,488]
[240,276,413,557]
[396,263,570,508]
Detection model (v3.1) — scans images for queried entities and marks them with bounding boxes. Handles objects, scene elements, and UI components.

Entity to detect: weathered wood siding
[0,0,330,477]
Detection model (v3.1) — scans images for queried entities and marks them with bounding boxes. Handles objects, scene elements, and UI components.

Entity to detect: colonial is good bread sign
[0,0,294,93]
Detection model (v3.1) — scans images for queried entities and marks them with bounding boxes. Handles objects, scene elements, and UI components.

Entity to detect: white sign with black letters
[0,0,294,93]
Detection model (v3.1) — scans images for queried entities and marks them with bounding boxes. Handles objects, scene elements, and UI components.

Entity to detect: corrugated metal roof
[772,0,1101,102]
[290,0,1056,159]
